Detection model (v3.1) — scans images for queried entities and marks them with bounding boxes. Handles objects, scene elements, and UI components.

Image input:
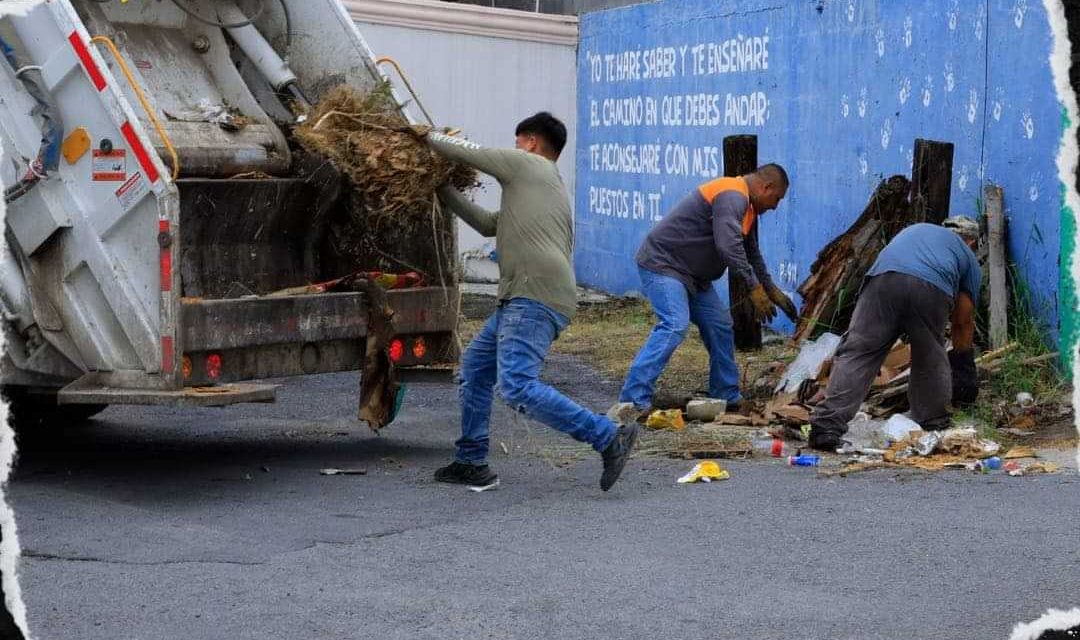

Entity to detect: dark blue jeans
[455,298,618,465]
[619,267,742,409]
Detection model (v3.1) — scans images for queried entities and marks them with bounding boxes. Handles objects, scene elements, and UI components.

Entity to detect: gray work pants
[810,271,952,436]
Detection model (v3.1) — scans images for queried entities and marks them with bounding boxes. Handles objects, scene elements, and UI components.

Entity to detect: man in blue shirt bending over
[808,217,982,452]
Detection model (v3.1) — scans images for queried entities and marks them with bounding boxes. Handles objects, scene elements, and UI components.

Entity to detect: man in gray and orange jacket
[618,165,796,412]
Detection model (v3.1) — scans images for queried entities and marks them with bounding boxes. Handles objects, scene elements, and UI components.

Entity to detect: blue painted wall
[575,0,1062,342]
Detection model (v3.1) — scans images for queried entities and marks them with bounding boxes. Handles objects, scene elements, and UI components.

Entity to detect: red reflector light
[182,356,193,380]
[205,353,222,379]
[412,337,427,359]
[388,339,405,362]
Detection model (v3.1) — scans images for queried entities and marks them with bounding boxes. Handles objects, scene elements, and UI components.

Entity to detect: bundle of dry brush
[295,82,479,227]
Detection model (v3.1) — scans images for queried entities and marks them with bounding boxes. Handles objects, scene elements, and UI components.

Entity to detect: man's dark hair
[755,163,789,189]
[515,112,567,156]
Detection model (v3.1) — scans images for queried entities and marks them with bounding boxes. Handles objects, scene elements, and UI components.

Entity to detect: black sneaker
[600,422,640,491]
[808,428,841,452]
[434,461,498,488]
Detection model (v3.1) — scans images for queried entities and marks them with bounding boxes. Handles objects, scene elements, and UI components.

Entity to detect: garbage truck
[0,0,459,423]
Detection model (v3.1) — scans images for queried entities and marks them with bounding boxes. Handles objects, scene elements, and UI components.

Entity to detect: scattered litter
[320,468,368,476]
[1005,461,1024,476]
[685,398,727,422]
[915,431,943,456]
[1015,392,1035,408]
[771,438,785,457]
[677,460,730,483]
[164,98,250,131]
[468,479,501,493]
[1024,461,1060,474]
[800,424,811,441]
[884,414,921,441]
[260,466,270,473]
[646,409,686,431]
[845,412,921,451]
[775,332,841,394]
[787,454,821,467]
[982,456,1003,470]
[1003,446,1037,460]
[243,473,253,481]
[939,427,1001,457]
[499,442,510,455]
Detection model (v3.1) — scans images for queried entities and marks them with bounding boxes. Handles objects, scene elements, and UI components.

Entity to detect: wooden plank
[985,183,1008,349]
[793,176,918,343]
[723,135,761,350]
[910,139,955,223]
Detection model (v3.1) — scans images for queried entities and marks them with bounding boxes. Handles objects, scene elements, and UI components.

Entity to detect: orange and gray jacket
[636,176,773,293]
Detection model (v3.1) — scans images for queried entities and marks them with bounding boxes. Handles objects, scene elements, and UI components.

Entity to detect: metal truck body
[0,0,458,413]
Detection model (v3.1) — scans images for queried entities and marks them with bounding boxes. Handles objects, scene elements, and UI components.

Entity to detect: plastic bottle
[787,454,821,467]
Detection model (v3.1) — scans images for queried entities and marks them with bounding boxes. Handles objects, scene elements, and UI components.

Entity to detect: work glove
[948,348,978,406]
[766,283,798,323]
[749,284,777,323]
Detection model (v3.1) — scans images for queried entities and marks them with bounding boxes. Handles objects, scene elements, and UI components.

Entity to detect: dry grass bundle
[295,82,478,226]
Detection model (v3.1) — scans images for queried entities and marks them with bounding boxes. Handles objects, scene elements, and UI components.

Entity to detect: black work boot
[600,422,640,491]
[434,461,499,488]
[808,427,841,453]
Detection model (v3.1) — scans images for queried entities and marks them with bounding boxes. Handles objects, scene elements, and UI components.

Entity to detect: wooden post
[984,184,1008,349]
[910,139,955,223]
[723,135,761,351]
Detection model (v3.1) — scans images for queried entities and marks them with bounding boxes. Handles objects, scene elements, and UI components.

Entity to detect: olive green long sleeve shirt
[427,132,577,319]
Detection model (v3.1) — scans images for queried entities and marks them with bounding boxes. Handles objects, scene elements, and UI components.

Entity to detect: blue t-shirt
[866,223,981,303]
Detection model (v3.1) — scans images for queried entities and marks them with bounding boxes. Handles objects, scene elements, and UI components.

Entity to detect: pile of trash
[294,82,479,226]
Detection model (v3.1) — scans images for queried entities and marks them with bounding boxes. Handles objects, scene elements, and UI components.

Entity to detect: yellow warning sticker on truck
[92,149,126,181]
[115,171,150,211]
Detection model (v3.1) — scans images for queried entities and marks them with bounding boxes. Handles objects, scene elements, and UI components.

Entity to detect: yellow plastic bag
[677,460,730,484]
[646,408,686,431]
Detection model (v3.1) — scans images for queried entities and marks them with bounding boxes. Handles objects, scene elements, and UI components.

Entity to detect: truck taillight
[388,339,404,363]
[206,353,222,379]
[412,337,427,359]
[182,356,192,380]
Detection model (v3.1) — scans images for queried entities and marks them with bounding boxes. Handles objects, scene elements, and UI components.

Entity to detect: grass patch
[957,266,1073,445]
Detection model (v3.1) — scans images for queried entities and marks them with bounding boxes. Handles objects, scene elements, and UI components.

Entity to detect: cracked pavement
[8,354,1080,639]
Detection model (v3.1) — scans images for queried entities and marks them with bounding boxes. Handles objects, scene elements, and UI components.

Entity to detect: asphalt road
[7,354,1080,640]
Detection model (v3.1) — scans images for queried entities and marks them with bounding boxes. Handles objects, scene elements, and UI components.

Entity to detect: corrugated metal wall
[355,19,577,282]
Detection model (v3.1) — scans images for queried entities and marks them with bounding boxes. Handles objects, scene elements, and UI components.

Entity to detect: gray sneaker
[600,422,640,491]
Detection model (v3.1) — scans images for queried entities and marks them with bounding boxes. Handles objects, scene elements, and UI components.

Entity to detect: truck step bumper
[58,380,277,407]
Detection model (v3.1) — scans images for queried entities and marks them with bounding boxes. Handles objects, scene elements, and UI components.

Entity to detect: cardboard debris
[710,413,769,427]
[1002,446,1038,460]
[1023,461,1060,474]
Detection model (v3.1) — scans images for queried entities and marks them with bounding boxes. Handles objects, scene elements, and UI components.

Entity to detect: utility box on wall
[575,0,1067,345]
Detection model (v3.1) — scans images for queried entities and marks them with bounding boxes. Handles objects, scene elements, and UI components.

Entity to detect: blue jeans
[456,298,618,465]
[619,267,742,409]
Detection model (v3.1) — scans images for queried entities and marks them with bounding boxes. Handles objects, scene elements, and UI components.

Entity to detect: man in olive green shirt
[417,112,639,491]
